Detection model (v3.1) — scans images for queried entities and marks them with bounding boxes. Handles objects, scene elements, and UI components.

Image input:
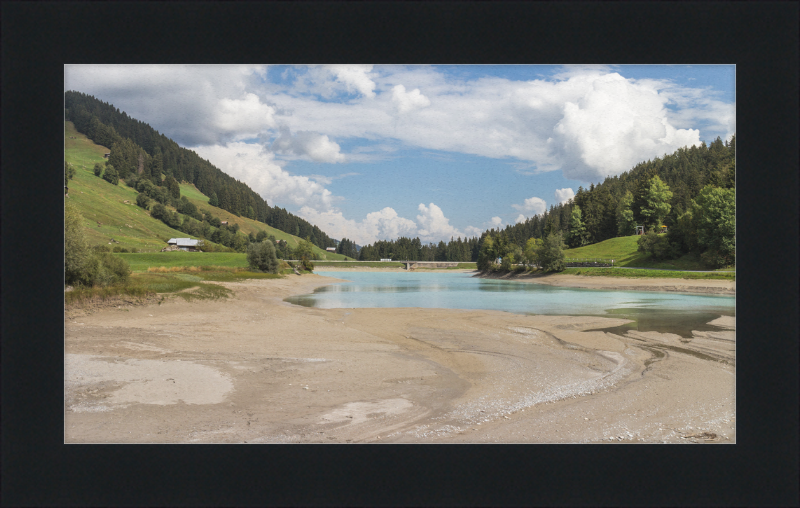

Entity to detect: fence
[564,258,615,267]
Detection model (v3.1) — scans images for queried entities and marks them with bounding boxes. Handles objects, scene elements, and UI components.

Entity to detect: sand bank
[478,271,735,296]
[65,273,735,443]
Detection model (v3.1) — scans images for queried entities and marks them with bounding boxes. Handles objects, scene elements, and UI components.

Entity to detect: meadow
[65,121,348,260]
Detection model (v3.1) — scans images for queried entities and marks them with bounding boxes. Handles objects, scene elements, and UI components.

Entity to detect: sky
[64,64,735,246]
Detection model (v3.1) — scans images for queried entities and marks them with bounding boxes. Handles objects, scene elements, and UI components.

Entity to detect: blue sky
[65,64,735,245]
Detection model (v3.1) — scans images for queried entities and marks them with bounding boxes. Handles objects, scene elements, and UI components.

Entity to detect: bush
[136,192,151,209]
[637,231,679,260]
[537,232,567,272]
[102,164,119,185]
[65,201,93,286]
[247,241,280,273]
[93,163,103,177]
[91,252,131,286]
[700,249,734,269]
[301,257,315,272]
[65,202,131,287]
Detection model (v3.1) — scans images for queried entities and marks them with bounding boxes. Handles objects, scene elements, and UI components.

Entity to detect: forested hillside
[64,120,346,261]
[65,91,336,249]
[357,136,735,269]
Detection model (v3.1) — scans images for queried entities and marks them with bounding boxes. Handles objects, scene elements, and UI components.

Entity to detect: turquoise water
[285,272,735,337]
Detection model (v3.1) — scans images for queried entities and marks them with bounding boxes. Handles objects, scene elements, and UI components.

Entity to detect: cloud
[391,84,431,114]
[490,216,503,227]
[464,226,483,237]
[326,65,377,98]
[191,142,334,211]
[64,64,274,146]
[304,172,360,186]
[512,196,547,215]
[515,214,527,224]
[554,188,575,204]
[548,73,702,181]
[297,206,416,246]
[416,203,464,243]
[66,65,732,184]
[270,129,346,163]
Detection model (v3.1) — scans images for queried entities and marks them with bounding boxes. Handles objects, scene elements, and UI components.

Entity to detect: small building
[103,153,110,158]
[166,238,201,252]
[220,221,228,226]
[326,247,336,252]
[380,258,392,262]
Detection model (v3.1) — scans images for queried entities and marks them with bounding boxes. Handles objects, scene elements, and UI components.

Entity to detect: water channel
[285,271,735,338]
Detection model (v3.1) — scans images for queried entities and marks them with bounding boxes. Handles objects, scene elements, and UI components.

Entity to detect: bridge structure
[400,261,459,270]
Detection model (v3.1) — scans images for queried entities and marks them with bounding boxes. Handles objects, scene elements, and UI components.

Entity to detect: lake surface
[286,272,735,337]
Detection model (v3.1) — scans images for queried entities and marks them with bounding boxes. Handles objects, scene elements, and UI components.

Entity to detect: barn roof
[167,238,199,247]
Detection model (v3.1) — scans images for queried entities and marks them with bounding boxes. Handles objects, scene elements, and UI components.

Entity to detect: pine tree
[567,205,589,248]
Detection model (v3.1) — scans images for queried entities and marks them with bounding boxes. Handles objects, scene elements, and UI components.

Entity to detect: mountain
[64,120,347,260]
[65,90,337,250]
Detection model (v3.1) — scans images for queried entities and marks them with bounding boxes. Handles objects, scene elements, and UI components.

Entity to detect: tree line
[356,136,735,270]
[357,236,482,262]
[65,91,336,250]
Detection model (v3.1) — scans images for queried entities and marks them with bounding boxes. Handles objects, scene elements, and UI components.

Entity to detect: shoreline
[65,273,735,444]
[475,270,735,296]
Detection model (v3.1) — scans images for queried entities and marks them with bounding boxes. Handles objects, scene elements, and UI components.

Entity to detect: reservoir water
[285,271,735,337]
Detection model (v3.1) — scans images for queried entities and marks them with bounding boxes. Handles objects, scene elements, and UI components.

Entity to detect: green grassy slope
[65,122,188,251]
[65,121,347,259]
[564,235,715,271]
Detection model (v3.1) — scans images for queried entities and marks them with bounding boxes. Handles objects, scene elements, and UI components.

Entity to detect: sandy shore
[65,273,735,443]
[479,271,735,296]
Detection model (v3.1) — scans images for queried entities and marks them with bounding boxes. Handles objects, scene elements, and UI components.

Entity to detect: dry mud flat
[65,274,735,444]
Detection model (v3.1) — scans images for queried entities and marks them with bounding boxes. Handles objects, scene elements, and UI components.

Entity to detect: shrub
[65,201,131,287]
[92,252,131,286]
[65,201,93,286]
[537,232,567,272]
[136,192,151,209]
[93,163,103,177]
[247,241,280,273]
[112,245,123,253]
[700,249,734,269]
[301,257,315,272]
[638,231,679,260]
[102,164,119,185]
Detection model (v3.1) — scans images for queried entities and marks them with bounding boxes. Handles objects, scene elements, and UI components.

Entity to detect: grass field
[562,267,735,280]
[564,235,732,271]
[65,121,347,259]
[117,252,248,272]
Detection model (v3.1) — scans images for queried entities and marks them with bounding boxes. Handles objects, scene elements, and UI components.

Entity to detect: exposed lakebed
[286,271,735,338]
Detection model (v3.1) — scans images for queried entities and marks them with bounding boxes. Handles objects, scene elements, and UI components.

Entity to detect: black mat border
[2,2,798,506]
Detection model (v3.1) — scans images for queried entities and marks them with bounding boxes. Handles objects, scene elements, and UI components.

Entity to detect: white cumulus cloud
[555,188,575,204]
[549,73,701,181]
[191,142,334,211]
[515,214,527,224]
[416,203,464,243]
[391,84,431,114]
[270,129,346,163]
[326,64,377,98]
[297,206,416,246]
[512,196,547,216]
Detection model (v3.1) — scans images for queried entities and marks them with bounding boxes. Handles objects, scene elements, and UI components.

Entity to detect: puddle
[587,308,735,339]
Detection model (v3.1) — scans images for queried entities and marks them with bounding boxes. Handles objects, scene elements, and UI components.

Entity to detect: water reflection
[286,271,734,336]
